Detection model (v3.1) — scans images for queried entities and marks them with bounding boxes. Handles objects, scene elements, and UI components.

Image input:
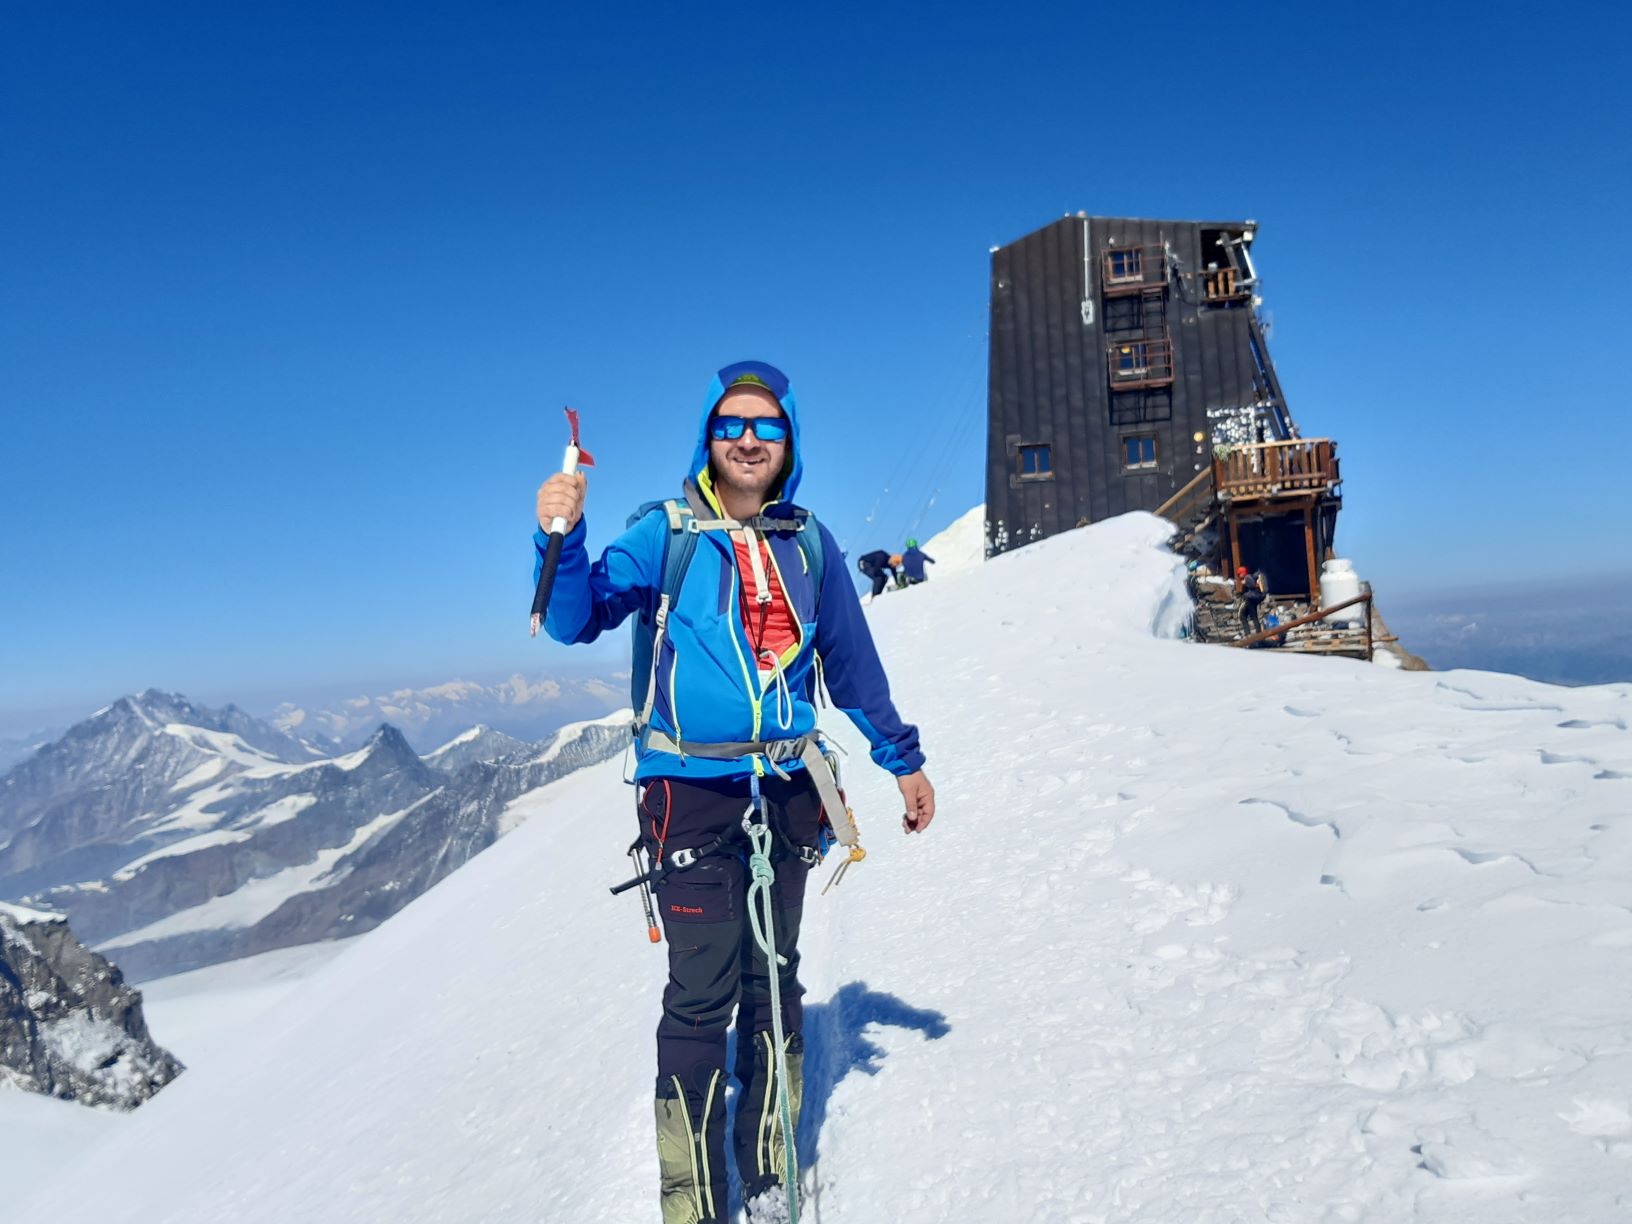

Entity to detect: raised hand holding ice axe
[530,408,595,638]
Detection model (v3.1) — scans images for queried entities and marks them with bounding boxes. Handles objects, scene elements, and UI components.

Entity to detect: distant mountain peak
[329,724,435,782]
[367,723,417,756]
[422,725,532,773]
[269,672,625,754]
[126,689,193,719]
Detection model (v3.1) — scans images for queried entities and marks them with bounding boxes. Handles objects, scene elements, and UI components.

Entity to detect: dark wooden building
[985,213,1343,600]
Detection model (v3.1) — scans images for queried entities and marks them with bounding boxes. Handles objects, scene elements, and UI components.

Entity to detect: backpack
[626,497,826,729]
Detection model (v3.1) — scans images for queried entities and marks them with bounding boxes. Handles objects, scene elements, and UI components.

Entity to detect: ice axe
[529,407,595,638]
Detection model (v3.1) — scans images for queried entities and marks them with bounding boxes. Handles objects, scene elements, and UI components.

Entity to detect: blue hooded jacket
[534,365,925,784]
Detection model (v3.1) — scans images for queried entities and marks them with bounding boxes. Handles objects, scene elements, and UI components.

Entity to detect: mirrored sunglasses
[709,415,789,443]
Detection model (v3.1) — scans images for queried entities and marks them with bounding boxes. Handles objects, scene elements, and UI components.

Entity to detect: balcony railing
[1213,439,1340,501]
[1102,245,1169,297]
[1107,335,1174,390]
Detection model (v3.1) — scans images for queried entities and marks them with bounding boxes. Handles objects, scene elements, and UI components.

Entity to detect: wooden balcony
[1202,264,1250,303]
[1213,439,1340,502]
[1101,245,1168,297]
[1106,335,1174,390]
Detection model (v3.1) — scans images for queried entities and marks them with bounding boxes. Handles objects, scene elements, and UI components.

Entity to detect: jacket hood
[689,360,803,516]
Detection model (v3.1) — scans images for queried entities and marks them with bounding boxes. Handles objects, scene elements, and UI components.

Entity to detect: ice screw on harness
[625,843,662,943]
[530,407,596,638]
[743,773,800,1224]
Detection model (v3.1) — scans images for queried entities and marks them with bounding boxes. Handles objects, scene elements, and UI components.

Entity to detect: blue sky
[3,1,1629,732]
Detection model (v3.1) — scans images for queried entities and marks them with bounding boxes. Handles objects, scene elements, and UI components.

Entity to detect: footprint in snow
[1412,1130,1532,1184]
[1538,749,1596,766]
[1448,847,1542,874]
[1558,1098,1632,1138]
[1239,797,1339,839]
[1456,702,1566,713]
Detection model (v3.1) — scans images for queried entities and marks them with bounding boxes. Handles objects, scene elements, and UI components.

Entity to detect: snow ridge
[15,511,1632,1223]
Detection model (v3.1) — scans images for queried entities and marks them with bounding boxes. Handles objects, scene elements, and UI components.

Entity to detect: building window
[1124,434,1157,470]
[1105,247,1143,284]
[1102,244,1169,297]
[1017,443,1053,479]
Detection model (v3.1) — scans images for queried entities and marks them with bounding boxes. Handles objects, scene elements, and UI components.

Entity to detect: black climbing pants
[639,771,820,1102]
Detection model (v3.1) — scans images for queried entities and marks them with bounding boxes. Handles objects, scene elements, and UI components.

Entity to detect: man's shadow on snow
[799,981,950,1167]
[725,981,950,1214]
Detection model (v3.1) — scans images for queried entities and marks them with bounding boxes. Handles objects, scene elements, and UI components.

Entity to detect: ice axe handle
[528,441,581,637]
[530,529,566,625]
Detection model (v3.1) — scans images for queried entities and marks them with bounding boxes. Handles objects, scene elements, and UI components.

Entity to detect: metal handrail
[1154,467,1215,524]
[1107,336,1175,388]
[1228,591,1372,654]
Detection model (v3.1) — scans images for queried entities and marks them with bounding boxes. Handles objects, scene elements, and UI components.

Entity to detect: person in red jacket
[1236,565,1266,636]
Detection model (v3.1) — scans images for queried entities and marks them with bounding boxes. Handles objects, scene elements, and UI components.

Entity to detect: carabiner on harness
[609,833,728,898]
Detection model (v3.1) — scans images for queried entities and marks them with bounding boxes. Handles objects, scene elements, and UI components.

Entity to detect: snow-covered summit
[518,709,632,769]
[16,513,1632,1222]
[918,502,985,574]
[421,725,531,774]
[0,899,65,925]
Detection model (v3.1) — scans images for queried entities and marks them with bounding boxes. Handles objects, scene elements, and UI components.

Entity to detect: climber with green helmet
[899,538,935,586]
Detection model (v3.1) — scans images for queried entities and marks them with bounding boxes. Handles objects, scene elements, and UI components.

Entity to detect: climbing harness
[743,774,800,1224]
[609,832,731,902]
[610,746,867,924]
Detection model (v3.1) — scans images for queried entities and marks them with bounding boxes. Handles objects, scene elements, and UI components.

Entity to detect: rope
[743,779,800,1224]
[767,660,795,732]
[890,365,985,548]
[836,315,984,557]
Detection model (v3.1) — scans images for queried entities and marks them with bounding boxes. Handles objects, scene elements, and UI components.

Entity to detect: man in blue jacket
[535,360,935,1223]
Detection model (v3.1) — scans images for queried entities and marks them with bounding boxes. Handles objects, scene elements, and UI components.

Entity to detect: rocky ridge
[0,901,181,1109]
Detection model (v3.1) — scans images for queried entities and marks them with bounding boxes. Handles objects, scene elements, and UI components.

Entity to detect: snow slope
[13,513,1631,1223]
[0,1092,121,1203]
[139,942,352,1067]
[918,501,985,574]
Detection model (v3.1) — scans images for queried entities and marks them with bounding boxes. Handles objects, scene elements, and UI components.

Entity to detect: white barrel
[1320,559,1363,625]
